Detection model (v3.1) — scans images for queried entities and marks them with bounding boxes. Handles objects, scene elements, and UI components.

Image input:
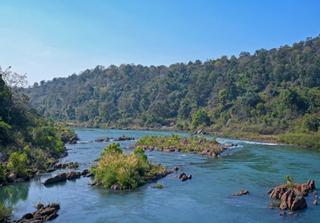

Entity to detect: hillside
[26,36,320,148]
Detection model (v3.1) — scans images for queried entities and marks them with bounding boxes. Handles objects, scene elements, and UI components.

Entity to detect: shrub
[0,165,5,181]
[0,203,12,223]
[157,183,163,189]
[7,152,29,177]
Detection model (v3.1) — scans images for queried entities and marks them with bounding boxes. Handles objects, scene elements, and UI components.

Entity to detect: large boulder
[43,173,67,185]
[291,197,308,211]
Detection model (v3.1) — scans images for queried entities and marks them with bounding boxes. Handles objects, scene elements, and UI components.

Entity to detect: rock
[111,184,123,190]
[85,173,93,177]
[8,173,16,182]
[291,197,307,211]
[39,207,56,216]
[178,172,186,179]
[46,213,59,221]
[66,171,80,180]
[173,166,179,171]
[233,190,249,196]
[280,201,288,210]
[81,169,89,175]
[22,213,33,219]
[181,175,188,181]
[279,211,286,216]
[188,175,192,180]
[313,199,317,205]
[267,189,274,194]
[114,136,134,141]
[43,173,67,185]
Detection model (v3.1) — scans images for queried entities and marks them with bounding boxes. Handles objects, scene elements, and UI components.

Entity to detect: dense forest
[0,67,77,185]
[26,36,320,149]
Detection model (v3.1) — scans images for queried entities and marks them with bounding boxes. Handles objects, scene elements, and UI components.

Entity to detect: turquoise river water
[1,128,320,222]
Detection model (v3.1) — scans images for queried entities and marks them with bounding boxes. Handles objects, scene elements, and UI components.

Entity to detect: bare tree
[0,66,28,124]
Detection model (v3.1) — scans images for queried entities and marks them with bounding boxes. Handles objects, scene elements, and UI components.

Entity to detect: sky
[0,0,320,85]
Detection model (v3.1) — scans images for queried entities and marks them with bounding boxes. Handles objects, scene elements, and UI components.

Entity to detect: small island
[90,143,169,190]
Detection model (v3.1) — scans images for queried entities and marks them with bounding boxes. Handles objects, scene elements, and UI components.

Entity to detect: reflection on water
[0,128,319,223]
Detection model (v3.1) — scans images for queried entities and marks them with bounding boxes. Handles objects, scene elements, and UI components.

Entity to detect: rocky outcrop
[269,179,316,211]
[233,190,249,196]
[178,172,192,182]
[66,171,81,180]
[15,203,60,223]
[43,173,67,185]
[94,137,110,142]
[193,129,206,135]
[114,136,134,141]
[50,162,79,171]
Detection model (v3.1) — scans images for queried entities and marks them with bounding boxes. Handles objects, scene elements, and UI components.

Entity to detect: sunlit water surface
[1,128,319,222]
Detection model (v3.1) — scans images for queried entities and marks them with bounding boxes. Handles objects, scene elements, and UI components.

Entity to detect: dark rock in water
[22,213,33,219]
[111,184,123,190]
[188,175,192,180]
[267,189,274,194]
[43,173,67,185]
[66,171,81,180]
[233,190,249,196]
[291,197,307,211]
[16,203,60,223]
[173,166,179,171]
[85,173,93,177]
[178,172,185,179]
[81,169,89,176]
[181,175,188,181]
[279,211,286,216]
[114,136,134,141]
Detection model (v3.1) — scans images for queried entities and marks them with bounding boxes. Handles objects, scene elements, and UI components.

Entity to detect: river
[1,128,319,222]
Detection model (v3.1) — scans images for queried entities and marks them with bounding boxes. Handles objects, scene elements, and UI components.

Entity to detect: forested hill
[26,36,320,148]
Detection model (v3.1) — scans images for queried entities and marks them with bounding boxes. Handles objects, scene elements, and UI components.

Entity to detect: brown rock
[313,199,317,205]
[173,166,179,171]
[22,213,33,219]
[181,175,188,181]
[279,211,286,216]
[178,172,186,179]
[291,197,307,211]
[39,207,56,216]
[280,201,288,210]
[188,175,192,180]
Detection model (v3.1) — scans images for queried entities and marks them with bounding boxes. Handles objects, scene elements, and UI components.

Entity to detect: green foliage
[192,110,210,129]
[0,165,5,181]
[101,143,123,156]
[157,183,163,189]
[284,175,295,189]
[91,144,164,189]
[7,152,29,177]
[136,134,222,154]
[0,203,12,223]
[21,36,320,149]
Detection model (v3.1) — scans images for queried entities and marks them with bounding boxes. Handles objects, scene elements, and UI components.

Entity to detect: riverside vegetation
[90,143,168,189]
[0,67,78,220]
[135,133,224,156]
[25,36,320,149]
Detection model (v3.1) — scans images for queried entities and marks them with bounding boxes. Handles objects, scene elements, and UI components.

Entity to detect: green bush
[7,152,29,177]
[157,183,163,189]
[92,143,163,189]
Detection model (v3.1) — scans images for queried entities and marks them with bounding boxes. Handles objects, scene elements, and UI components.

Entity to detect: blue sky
[0,0,319,85]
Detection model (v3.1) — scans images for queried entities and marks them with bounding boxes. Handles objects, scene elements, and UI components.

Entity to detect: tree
[192,110,210,129]
[218,89,228,105]
[0,66,28,124]
[7,152,29,177]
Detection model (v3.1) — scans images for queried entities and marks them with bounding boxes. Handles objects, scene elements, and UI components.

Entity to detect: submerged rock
[233,190,249,196]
